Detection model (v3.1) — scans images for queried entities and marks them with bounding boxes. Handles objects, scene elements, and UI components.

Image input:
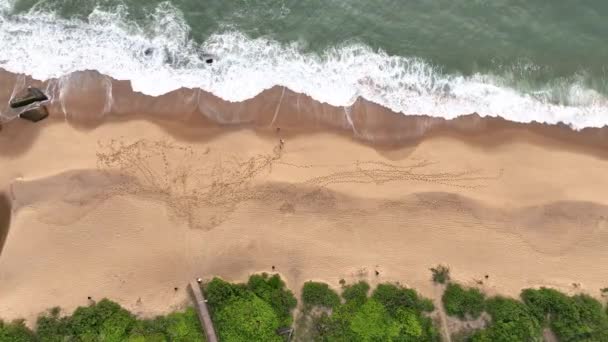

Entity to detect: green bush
[247,273,297,326]
[162,308,205,342]
[350,299,401,341]
[342,281,370,307]
[430,265,450,284]
[0,319,36,342]
[442,283,485,319]
[470,297,541,342]
[36,307,70,342]
[205,277,248,309]
[302,281,440,342]
[302,281,341,309]
[49,298,136,341]
[372,283,435,315]
[33,299,203,342]
[205,274,298,341]
[214,295,282,342]
[521,288,608,341]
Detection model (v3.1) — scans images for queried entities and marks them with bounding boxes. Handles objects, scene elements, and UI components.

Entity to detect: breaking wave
[0,0,607,129]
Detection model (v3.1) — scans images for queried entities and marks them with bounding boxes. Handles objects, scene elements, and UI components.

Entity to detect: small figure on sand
[279,138,285,150]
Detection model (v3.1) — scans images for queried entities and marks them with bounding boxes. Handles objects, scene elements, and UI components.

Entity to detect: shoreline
[2,68,608,150]
[1,69,608,325]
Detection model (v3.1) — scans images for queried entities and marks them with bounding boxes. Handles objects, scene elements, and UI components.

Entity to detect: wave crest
[0,1,607,129]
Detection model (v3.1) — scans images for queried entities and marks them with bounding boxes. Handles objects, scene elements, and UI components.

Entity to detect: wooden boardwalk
[188,280,219,342]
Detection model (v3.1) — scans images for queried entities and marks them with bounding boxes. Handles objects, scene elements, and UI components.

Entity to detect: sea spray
[0,1,606,129]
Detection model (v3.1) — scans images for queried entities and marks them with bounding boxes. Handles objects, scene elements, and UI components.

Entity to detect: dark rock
[19,105,48,123]
[9,87,48,109]
[205,58,213,64]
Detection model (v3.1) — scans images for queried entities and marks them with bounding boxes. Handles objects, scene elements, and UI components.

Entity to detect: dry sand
[1,113,608,325]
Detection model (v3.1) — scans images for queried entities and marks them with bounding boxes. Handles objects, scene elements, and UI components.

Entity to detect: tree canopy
[205,273,297,342]
[301,281,440,341]
[302,281,341,309]
[442,283,485,319]
[1,299,204,342]
[444,284,608,342]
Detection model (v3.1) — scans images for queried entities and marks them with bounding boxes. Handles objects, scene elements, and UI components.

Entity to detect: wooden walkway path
[188,280,219,342]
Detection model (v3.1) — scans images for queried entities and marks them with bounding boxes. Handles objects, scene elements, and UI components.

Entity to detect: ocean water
[0,0,607,128]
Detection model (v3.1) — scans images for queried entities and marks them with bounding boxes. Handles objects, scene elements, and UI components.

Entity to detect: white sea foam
[0,1,606,129]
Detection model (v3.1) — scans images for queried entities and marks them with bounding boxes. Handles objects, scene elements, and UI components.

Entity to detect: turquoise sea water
[1,0,607,127]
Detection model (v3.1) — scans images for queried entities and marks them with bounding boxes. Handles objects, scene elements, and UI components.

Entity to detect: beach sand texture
[1,71,608,323]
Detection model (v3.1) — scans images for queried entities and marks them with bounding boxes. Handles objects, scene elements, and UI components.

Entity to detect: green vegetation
[442,283,608,342]
[247,273,297,327]
[372,283,435,315]
[205,273,297,342]
[430,265,450,284]
[442,283,485,319]
[0,299,203,342]
[214,296,281,342]
[0,319,36,342]
[301,281,440,341]
[470,297,541,342]
[4,273,607,342]
[301,281,341,309]
[521,288,608,341]
[341,281,370,306]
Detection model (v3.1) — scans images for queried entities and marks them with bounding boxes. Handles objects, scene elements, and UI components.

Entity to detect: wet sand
[1,69,608,324]
[0,192,11,256]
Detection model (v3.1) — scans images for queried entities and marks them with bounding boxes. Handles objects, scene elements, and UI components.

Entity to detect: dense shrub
[35,307,70,342]
[372,283,435,315]
[470,297,541,342]
[302,281,341,309]
[302,281,440,342]
[205,277,248,308]
[205,274,297,341]
[442,283,485,319]
[350,299,401,341]
[444,284,608,341]
[214,295,282,342]
[341,281,370,307]
[521,288,608,341]
[0,319,36,342]
[32,299,203,342]
[247,273,297,326]
[430,265,450,284]
[68,299,136,341]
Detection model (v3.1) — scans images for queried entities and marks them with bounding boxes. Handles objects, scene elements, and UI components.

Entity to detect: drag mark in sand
[96,138,500,230]
[96,139,282,230]
[298,160,499,189]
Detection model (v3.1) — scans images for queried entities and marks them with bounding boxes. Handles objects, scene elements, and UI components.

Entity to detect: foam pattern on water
[0,1,606,129]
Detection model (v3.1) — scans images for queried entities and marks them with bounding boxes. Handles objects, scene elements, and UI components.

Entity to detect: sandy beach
[2,76,608,325]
